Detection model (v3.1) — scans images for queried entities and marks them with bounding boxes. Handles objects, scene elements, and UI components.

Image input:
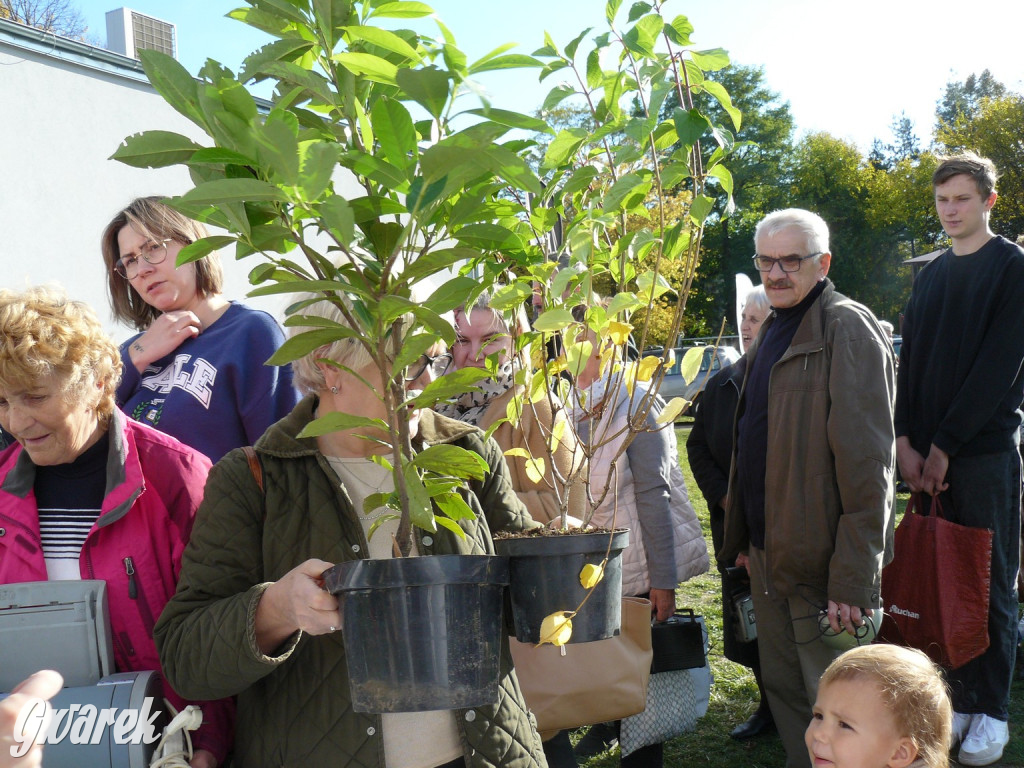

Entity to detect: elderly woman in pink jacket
[0,287,233,767]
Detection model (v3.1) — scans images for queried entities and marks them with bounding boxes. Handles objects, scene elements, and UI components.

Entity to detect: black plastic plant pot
[493,528,629,644]
[323,554,509,713]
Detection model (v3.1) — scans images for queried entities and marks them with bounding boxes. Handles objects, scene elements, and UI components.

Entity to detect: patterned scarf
[435,362,516,426]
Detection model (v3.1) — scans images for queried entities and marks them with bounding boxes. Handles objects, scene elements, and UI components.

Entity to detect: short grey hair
[754,208,830,257]
[289,293,373,395]
[743,285,770,317]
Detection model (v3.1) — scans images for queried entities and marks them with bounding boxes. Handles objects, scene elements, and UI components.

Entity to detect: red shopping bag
[879,493,992,669]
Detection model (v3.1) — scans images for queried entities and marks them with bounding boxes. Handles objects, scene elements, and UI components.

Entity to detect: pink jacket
[0,411,234,763]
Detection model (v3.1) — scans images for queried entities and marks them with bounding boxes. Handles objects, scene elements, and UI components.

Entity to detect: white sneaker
[952,712,973,748]
[958,714,1009,767]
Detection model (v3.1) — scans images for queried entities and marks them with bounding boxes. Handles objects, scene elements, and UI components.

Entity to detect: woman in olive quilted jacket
[155,294,548,768]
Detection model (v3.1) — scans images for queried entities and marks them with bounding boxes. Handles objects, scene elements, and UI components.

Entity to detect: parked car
[647,344,741,418]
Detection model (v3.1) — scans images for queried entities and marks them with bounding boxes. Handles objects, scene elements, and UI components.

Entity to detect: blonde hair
[101,197,224,330]
[820,645,952,768]
[289,293,373,394]
[0,287,121,420]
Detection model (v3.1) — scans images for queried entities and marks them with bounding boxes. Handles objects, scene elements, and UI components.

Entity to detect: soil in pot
[493,528,629,644]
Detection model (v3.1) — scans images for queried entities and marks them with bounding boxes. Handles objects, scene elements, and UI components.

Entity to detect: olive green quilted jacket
[154,396,548,768]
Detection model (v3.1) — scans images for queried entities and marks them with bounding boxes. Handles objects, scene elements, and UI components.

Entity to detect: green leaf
[110,131,202,168]
[604,172,651,213]
[533,309,574,332]
[636,270,675,301]
[622,13,662,57]
[138,50,205,130]
[455,223,524,251]
[605,292,643,317]
[176,236,235,266]
[317,195,355,245]
[434,492,476,523]
[564,27,592,60]
[605,0,623,24]
[406,367,489,408]
[396,67,450,119]
[267,326,360,366]
[627,2,653,22]
[404,464,437,532]
[541,84,576,112]
[298,141,338,202]
[333,52,398,84]
[674,107,711,146]
[297,411,387,438]
[468,53,544,74]
[368,1,433,19]
[702,80,742,130]
[372,98,417,170]
[709,164,735,197]
[691,48,731,72]
[559,164,598,199]
[412,444,488,479]
[342,25,422,63]
[178,179,287,206]
[541,127,588,170]
[585,48,602,90]
[689,194,715,226]
[664,15,694,46]
[239,38,316,83]
[188,147,255,166]
[489,282,533,311]
[464,108,552,134]
[425,275,478,313]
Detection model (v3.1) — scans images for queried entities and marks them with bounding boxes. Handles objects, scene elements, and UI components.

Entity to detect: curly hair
[820,645,952,768]
[0,287,122,420]
[101,197,223,330]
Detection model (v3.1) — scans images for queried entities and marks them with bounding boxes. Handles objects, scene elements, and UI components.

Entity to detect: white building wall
[0,21,308,343]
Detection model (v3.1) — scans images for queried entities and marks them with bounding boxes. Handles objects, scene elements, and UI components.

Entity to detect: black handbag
[650,609,707,673]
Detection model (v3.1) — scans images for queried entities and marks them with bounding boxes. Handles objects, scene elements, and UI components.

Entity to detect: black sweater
[895,236,1024,457]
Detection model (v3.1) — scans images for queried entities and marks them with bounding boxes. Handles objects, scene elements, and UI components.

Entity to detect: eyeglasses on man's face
[405,352,453,382]
[114,239,172,279]
[751,252,822,273]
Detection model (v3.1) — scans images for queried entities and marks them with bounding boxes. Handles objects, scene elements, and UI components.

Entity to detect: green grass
[570,426,1024,767]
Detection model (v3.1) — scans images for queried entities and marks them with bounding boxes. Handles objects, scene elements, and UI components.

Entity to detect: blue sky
[77,0,1024,153]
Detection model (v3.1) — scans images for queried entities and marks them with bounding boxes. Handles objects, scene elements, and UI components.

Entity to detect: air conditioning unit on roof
[105,7,176,60]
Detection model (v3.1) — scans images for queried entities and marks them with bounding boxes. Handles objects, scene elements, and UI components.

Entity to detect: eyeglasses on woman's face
[404,351,453,382]
[114,239,172,279]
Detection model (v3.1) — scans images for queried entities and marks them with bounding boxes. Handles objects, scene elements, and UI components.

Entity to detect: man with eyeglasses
[719,208,896,768]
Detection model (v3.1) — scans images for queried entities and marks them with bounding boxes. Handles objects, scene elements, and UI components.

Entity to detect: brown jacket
[721,281,896,609]
[478,386,587,525]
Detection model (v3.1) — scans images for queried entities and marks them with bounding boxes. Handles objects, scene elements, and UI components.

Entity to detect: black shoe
[729,707,775,740]
[574,722,618,758]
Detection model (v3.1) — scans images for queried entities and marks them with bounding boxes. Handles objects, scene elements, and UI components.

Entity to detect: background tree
[937,92,1024,240]
[0,0,86,39]
[935,69,1007,129]
[657,63,795,339]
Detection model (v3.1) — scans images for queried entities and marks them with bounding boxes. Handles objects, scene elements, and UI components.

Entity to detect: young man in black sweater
[895,152,1024,767]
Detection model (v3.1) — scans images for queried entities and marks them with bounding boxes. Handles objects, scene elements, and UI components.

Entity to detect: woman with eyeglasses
[433,291,585,527]
[101,197,298,463]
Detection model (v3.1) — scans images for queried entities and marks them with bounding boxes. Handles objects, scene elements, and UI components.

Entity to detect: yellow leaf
[605,320,633,346]
[579,563,604,589]
[504,447,530,459]
[680,346,705,384]
[525,457,546,484]
[505,394,523,428]
[656,397,689,424]
[622,361,638,396]
[539,611,573,646]
[636,355,661,382]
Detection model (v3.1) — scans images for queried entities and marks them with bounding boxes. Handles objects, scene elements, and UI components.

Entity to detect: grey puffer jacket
[155,396,548,768]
